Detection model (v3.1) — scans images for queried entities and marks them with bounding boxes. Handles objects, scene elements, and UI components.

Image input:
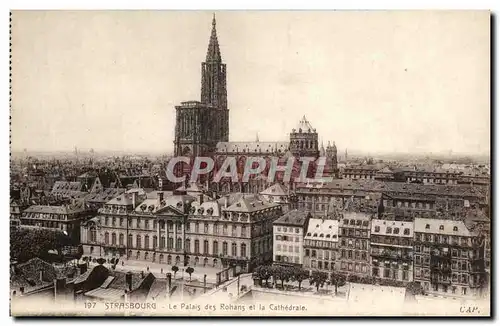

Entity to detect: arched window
[104,232,109,245]
[119,233,124,246]
[240,243,247,258]
[111,233,117,245]
[161,236,166,249]
[167,237,173,249]
[176,238,182,250]
[223,242,228,255]
[136,235,142,249]
[185,238,191,253]
[144,235,150,249]
[231,243,237,256]
[213,241,219,255]
[128,234,133,247]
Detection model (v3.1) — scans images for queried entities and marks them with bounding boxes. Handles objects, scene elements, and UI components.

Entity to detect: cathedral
[174,15,339,192]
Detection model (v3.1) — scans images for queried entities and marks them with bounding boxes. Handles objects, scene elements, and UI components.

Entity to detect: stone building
[370,220,414,283]
[337,212,372,277]
[303,218,339,273]
[273,210,310,267]
[80,189,282,273]
[413,218,487,299]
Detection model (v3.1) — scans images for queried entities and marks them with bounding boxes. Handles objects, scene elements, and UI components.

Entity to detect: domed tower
[326,141,339,178]
[289,116,319,158]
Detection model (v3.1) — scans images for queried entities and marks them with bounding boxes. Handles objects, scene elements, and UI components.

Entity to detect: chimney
[125,272,133,292]
[166,273,172,297]
[158,192,164,205]
[132,191,138,209]
[199,193,204,205]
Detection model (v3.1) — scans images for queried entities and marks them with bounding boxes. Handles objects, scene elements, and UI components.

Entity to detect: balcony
[371,250,413,261]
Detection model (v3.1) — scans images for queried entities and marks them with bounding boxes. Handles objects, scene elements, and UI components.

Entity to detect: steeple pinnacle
[206,13,221,62]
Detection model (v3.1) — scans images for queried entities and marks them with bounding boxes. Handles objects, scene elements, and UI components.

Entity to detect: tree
[186,267,194,281]
[172,265,179,278]
[291,268,309,291]
[253,265,272,287]
[330,272,346,295]
[406,281,425,296]
[309,270,328,292]
[272,265,294,289]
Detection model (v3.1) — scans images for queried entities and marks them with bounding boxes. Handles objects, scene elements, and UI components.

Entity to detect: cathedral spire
[206,13,221,62]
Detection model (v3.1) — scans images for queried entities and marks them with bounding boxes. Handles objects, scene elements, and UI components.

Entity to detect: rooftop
[273,209,310,226]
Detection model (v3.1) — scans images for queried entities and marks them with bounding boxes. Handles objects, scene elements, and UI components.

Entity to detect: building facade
[273,210,310,267]
[338,212,372,277]
[413,218,487,299]
[303,218,339,273]
[370,219,414,283]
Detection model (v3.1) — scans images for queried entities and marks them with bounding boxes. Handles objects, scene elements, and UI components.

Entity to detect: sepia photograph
[9,10,491,317]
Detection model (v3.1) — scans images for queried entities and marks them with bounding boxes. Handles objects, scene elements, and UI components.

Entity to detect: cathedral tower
[174,14,229,157]
[201,14,229,142]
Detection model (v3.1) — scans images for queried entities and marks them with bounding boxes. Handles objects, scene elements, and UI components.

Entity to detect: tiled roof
[225,194,278,212]
[135,194,195,214]
[23,201,87,215]
[260,183,288,196]
[273,209,309,226]
[371,220,414,238]
[414,218,476,236]
[304,218,339,241]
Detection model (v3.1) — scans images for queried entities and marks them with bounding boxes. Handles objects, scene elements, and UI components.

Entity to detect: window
[167,237,173,249]
[375,226,380,232]
[241,243,247,257]
[204,240,209,254]
[223,224,228,235]
[386,227,392,234]
[194,240,200,254]
[425,224,430,229]
[137,218,141,228]
[145,235,149,249]
[185,238,191,253]
[204,223,209,233]
[305,249,310,256]
[213,241,219,255]
[128,234,133,247]
[90,227,97,242]
[153,236,157,249]
[439,225,444,231]
[453,226,458,232]
[195,223,200,233]
[119,233,124,246]
[232,243,237,256]
[295,228,300,233]
[393,228,400,234]
[176,238,182,250]
[145,220,149,229]
[312,250,317,258]
[241,226,246,237]
[222,242,228,255]
[104,232,109,245]
[403,228,410,235]
[136,235,141,249]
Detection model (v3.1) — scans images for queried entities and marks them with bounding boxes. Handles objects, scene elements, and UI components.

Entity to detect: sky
[10,11,490,155]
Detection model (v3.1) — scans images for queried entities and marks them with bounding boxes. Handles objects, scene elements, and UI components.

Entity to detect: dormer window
[439,225,444,230]
[306,232,312,236]
[198,208,204,214]
[313,233,318,237]
[319,233,324,238]
[386,227,392,234]
[403,228,410,235]
[207,208,213,215]
[176,202,182,208]
[374,226,380,232]
[425,224,430,229]
[393,228,400,234]
[453,226,458,232]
